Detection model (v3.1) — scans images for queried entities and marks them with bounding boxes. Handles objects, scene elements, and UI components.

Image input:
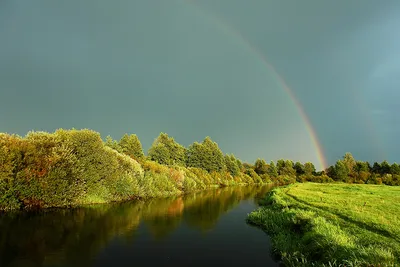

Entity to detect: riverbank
[247,183,400,266]
[1,129,290,211]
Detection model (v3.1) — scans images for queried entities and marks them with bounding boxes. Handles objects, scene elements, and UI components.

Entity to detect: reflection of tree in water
[0,185,275,266]
[141,197,185,240]
[252,185,275,205]
[182,186,273,232]
[0,202,142,267]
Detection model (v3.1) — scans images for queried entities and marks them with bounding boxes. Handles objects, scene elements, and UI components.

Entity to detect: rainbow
[183,0,328,170]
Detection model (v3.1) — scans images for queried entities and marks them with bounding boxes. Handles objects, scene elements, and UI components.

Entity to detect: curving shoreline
[247,183,400,266]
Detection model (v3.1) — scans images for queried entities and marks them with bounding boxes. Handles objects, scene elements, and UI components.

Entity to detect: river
[0,185,280,267]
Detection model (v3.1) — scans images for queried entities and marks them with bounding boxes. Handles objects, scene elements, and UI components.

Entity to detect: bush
[245,169,263,184]
[0,129,145,209]
[138,171,180,198]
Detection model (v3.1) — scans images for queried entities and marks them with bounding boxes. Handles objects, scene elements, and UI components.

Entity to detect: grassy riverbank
[247,183,400,266]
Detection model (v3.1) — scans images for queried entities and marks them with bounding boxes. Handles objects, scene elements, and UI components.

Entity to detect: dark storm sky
[1,0,399,169]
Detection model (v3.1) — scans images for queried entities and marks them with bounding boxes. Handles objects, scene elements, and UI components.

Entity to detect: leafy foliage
[118,133,144,160]
[224,154,241,177]
[186,137,225,173]
[1,129,398,211]
[148,133,186,166]
[254,158,268,175]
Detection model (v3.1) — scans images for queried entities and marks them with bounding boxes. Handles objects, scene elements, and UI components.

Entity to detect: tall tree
[390,163,400,175]
[276,159,285,175]
[254,158,268,175]
[334,160,349,181]
[294,161,305,176]
[355,161,369,173]
[277,159,295,176]
[380,160,391,175]
[186,137,225,172]
[148,133,186,165]
[118,133,144,160]
[225,154,240,176]
[267,161,278,178]
[304,162,316,176]
[372,162,381,174]
[104,135,122,153]
[326,165,336,178]
[343,152,356,177]
[236,158,244,172]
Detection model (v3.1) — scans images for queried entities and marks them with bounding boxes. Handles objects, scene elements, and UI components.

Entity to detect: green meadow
[247,183,400,266]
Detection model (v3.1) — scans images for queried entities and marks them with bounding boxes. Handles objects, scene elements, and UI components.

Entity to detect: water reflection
[0,185,274,267]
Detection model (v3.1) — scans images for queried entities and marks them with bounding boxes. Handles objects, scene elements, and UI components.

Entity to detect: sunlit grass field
[247,183,400,266]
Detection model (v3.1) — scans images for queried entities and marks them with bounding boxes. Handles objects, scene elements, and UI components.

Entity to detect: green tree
[326,165,336,179]
[304,162,316,176]
[343,152,356,177]
[372,162,381,174]
[277,160,296,176]
[267,161,278,178]
[294,162,305,176]
[186,137,225,173]
[334,160,349,181]
[390,163,400,175]
[380,160,391,175]
[254,158,268,175]
[118,133,144,160]
[236,158,243,172]
[104,135,122,153]
[276,159,285,175]
[242,163,253,170]
[148,133,186,166]
[355,161,370,173]
[224,154,240,177]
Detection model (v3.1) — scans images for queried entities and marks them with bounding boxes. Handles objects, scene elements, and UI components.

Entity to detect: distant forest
[0,129,398,210]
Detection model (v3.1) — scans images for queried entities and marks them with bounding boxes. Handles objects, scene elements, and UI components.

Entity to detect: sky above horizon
[1,0,399,169]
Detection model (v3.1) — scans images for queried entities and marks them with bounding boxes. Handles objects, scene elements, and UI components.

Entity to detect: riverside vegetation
[1,129,400,266]
[0,128,399,211]
[247,183,400,266]
[0,129,291,211]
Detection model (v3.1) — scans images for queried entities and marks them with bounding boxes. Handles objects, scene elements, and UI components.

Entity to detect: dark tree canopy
[186,137,225,173]
[267,161,278,178]
[254,158,268,175]
[294,162,305,176]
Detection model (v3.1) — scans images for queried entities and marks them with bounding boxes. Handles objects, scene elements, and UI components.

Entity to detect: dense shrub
[0,129,144,210]
[8,129,399,211]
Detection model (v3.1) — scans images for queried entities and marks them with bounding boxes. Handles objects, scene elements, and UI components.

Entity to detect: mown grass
[247,183,400,266]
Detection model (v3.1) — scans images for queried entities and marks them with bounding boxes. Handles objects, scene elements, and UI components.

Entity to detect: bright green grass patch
[247,183,400,266]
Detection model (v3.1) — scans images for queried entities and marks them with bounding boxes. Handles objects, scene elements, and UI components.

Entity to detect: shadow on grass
[285,193,400,244]
[248,203,398,266]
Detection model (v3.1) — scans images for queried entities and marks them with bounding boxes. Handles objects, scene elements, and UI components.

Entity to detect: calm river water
[0,185,279,267]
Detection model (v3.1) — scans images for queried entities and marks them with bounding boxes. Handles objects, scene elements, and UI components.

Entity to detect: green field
[247,183,400,266]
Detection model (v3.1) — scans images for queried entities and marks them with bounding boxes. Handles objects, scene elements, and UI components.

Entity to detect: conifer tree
[119,133,144,160]
[267,161,278,178]
[186,137,225,172]
[148,133,186,165]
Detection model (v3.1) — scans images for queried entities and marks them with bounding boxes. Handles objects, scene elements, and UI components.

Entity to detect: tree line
[105,132,400,186]
[0,129,398,211]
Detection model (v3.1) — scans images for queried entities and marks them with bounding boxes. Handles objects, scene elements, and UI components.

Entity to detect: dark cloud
[1,0,399,168]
